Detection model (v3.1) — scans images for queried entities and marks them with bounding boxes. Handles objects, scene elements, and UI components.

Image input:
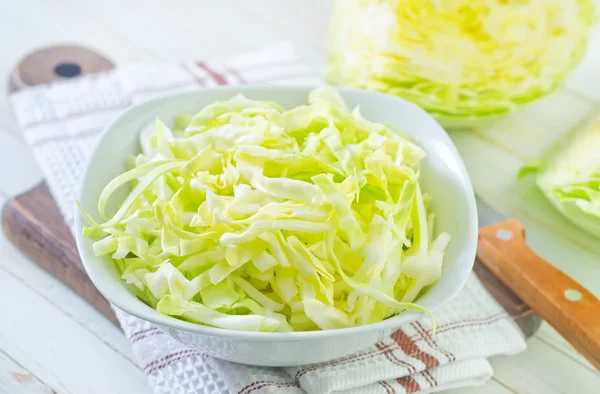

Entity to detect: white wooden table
[0,1,598,393]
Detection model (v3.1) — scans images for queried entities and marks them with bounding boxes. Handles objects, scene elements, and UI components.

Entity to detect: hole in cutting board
[54,62,82,78]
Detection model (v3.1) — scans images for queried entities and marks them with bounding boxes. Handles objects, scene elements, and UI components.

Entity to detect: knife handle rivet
[495,229,513,241]
[564,289,583,302]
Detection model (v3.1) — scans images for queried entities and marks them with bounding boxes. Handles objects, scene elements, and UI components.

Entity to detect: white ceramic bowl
[75,85,477,366]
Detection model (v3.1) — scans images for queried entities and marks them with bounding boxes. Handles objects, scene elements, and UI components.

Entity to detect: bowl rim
[75,84,477,341]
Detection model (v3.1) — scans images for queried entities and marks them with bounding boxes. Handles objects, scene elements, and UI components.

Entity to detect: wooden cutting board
[0,45,542,336]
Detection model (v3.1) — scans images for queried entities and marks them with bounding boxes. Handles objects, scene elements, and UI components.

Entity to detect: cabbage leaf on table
[519,112,600,239]
[80,87,449,332]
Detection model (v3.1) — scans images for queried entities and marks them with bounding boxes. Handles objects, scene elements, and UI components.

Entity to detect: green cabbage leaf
[519,112,600,238]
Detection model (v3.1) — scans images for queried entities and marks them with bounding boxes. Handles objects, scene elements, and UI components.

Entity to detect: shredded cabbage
[519,112,600,238]
[326,0,595,125]
[80,87,450,332]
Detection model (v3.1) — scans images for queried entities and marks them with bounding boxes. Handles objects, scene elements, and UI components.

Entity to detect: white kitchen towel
[9,42,526,394]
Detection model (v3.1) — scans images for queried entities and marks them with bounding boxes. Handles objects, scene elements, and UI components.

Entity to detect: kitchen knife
[475,196,600,370]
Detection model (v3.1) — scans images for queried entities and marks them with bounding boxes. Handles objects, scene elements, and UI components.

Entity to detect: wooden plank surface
[0,253,149,394]
[0,351,53,394]
[0,1,598,393]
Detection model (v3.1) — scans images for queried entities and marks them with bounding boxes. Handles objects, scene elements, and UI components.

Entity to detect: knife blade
[474,195,600,370]
[475,196,507,228]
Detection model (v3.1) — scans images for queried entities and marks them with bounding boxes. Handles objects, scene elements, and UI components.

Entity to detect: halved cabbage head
[80,87,450,332]
[326,0,595,126]
[519,112,600,238]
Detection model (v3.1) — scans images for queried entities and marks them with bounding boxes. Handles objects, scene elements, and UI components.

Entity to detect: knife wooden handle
[477,219,600,370]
